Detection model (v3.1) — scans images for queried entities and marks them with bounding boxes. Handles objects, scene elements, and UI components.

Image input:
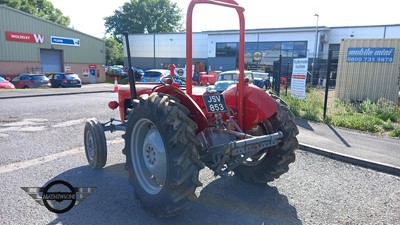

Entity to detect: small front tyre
[84,119,107,169]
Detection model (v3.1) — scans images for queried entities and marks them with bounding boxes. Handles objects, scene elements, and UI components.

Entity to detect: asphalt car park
[0,91,398,225]
[0,83,399,224]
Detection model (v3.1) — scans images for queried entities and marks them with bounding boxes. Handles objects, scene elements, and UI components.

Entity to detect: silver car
[11,74,50,89]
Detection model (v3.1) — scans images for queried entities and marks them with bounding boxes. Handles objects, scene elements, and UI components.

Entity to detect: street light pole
[311,14,319,85]
[170,38,173,64]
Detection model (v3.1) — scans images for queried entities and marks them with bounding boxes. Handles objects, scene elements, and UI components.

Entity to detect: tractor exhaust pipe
[123,31,137,100]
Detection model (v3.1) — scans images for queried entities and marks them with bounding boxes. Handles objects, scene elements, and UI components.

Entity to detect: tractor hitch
[101,118,126,132]
[209,131,283,177]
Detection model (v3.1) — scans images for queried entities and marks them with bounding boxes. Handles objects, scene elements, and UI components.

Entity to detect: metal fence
[272,48,399,105]
[268,47,399,123]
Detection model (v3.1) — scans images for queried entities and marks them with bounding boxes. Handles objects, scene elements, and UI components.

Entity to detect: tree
[0,0,70,26]
[104,0,183,37]
[105,37,124,66]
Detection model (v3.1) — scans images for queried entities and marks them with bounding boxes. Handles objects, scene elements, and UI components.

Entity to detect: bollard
[114,76,119,92]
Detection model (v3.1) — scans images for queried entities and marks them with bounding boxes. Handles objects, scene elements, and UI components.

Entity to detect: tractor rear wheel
[124,92,204,218]
[233,100,299,183]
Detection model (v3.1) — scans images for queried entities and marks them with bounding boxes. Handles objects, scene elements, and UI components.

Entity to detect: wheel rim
[242,122,271,167]
[85,130,95,161]
[130,118,167,195]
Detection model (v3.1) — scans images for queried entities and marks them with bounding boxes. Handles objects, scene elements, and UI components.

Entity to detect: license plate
[203,94,228,113]
[148,78,156,82]
[71,80,77,83]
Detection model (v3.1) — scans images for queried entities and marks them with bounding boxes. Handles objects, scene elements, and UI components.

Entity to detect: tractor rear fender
[117,85,208,133]
[153,85,208,133]
[223,84,278,132]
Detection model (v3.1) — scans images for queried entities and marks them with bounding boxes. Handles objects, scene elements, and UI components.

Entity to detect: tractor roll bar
[186,0,246,128]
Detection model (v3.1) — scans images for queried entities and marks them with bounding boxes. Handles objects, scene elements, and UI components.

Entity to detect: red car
[0,76,15,89]
[199,70,221,85]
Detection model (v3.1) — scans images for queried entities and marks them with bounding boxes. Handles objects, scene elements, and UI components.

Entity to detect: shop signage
[291,58,308,99]
[5,31,44,44]
[51,36,80,46]
[347,47,395,63]
[253,51,263,61]
[174,68,186,78]
[64,64,71,72]
[82,68,89,78]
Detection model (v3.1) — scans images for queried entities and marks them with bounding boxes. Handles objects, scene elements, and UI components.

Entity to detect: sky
[50,0,400,39]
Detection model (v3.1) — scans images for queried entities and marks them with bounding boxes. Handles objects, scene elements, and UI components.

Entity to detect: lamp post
[311,14,319,85]
[169,38,173,64]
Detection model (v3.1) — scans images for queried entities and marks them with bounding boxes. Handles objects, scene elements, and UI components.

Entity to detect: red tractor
[84,0,298,218]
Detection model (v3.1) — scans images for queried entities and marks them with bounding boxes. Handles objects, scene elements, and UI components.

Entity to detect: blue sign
[347,47,395,63]
[51,36,80,47]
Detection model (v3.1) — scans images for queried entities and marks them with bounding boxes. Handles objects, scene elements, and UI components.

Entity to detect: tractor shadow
[48,164,301,225]
[187,176,302,225]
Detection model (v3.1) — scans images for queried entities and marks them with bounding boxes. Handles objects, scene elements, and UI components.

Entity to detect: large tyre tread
[124,92,203,218]
[234,99,299,184]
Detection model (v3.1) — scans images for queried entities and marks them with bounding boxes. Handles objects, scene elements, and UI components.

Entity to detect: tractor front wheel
[83,119,107,169]
[124,92,204,218]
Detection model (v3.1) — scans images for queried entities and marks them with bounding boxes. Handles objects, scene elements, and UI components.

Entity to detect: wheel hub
[131,118,167,195]
[86,131,95,160]
[142,127,167,181]
[145,144,157,165]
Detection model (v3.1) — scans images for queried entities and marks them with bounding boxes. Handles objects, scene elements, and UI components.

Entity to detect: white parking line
[0,138,124,174]
[52,118,88,128]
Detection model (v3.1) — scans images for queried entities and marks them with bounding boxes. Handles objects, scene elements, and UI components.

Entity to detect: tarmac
[1,83,399,177]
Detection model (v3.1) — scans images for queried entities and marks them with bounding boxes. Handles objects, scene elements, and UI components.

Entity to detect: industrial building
[125,23,399,103]
[124,23,400,81]
[0,5,106,83]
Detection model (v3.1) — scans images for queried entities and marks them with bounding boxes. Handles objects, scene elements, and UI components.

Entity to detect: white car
[212,70,253,92]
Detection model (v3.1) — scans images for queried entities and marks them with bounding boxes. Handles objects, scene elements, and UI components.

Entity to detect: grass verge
[281,89,400,138]
[105,75,130,85]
